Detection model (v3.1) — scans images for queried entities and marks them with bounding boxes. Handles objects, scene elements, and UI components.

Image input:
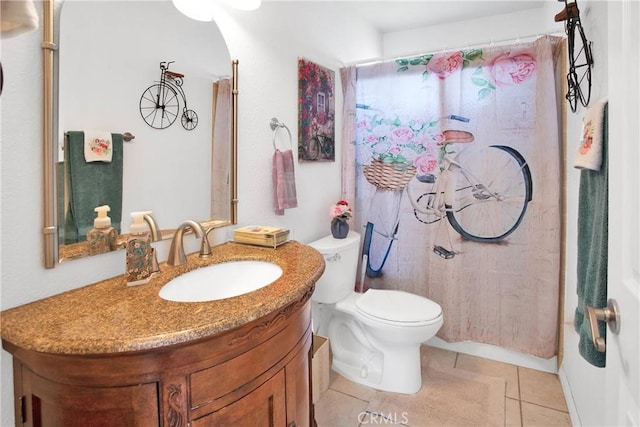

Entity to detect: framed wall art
[298,57,335,162]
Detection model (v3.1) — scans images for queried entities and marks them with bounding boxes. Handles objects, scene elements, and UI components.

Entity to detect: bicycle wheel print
[447,145,532,242]
[363,189,403,277]
[139,84,180,129]
[303,136,320,160]
[363,222,397,278]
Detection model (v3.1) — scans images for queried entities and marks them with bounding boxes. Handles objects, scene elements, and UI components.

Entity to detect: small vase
[331,219,349,239]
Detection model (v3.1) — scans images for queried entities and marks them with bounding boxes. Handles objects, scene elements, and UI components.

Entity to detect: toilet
[309,231,443,394]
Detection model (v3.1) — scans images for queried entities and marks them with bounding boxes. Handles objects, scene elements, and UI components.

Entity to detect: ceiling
[304,1,551,34]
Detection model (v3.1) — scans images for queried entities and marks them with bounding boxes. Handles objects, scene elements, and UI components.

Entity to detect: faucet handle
[199,227,216,258]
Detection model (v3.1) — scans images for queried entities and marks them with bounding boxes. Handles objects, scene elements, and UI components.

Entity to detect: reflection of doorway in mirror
[211,79,232,221]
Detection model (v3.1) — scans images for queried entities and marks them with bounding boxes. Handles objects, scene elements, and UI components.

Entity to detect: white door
[605,1,640,426]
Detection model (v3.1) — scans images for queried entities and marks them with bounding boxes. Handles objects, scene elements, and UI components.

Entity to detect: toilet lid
[355,289,442,324]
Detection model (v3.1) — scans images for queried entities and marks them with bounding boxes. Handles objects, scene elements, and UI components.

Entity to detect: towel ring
[270,117,292,151]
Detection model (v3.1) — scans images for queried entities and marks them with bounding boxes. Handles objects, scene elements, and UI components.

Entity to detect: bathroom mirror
[43,0,238,266]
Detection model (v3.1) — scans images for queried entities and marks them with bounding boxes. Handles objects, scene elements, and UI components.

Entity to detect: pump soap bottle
[126,211,153,286]
[87,205,118,255]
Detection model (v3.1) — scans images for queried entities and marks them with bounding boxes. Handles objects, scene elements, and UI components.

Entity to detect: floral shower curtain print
[350,36,563,358]
[298,57,336,162]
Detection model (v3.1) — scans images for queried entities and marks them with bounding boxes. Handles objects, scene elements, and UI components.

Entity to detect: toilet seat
[355,289,442,326]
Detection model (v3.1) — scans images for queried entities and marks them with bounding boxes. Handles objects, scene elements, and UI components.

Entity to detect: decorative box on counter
[233,226,290,248]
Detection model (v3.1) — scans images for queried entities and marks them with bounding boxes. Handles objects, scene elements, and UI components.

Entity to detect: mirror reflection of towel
[273,149,297,215]
[64,131,123,243]
[1,0,39,38]
[84,130,113,162]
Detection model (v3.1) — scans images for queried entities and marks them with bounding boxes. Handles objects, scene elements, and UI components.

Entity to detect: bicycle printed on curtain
[298,57,335,162]
[356,47,538,272]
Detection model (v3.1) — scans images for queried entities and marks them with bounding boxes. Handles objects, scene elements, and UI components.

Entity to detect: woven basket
[363,159,416,191]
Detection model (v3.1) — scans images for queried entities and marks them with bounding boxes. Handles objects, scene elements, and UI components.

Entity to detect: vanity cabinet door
[285,333,312,427]
[191,370,286,427]
[19,365,159,427]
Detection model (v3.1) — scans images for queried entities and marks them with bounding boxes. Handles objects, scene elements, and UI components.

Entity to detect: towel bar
[64,131,135,142]
[270,117,292,151]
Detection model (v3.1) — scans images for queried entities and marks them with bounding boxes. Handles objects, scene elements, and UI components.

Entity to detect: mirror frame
[41,0,238,268]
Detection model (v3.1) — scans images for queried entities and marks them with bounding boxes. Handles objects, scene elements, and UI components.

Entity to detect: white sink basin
[159,260,283,302]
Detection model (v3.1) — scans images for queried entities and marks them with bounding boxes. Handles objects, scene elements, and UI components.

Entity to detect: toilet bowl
[309,231,443,394]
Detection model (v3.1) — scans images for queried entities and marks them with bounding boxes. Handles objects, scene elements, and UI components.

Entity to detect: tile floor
[315,345,572,427]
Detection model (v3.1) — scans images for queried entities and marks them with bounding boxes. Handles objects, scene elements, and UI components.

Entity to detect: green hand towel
[64,131,123,243]
[574,104,608,368]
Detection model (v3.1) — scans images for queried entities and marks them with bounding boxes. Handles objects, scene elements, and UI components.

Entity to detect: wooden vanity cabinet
[5,297,314,427]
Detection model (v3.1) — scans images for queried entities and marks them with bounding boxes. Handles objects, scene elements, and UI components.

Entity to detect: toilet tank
[308,231,361,304]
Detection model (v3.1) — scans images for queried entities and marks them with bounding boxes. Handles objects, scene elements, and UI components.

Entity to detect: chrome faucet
[167,220,204,266]
[143,213,161,273]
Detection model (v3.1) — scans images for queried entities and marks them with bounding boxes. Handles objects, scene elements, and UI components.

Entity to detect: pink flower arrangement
[330,200,352,221]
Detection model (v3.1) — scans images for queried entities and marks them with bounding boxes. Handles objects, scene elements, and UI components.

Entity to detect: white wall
[382,4,562,58]
[0,2,379,425]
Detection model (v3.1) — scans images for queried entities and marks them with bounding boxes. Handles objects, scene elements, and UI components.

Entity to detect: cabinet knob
[288,422,296,427]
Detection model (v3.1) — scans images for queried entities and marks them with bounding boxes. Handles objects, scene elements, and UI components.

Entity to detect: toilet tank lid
[307,231,361,253]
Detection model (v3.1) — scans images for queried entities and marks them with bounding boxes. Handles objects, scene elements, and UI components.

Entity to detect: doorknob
[586,299,620,353]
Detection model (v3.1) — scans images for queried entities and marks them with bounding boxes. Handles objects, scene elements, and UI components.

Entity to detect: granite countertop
[1,241,325,355]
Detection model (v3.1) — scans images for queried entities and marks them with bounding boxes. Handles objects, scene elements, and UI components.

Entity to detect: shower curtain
[342,36,563,358]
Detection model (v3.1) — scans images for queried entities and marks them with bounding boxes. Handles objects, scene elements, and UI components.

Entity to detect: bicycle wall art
[139,61,198,131]
[298,57,335,162]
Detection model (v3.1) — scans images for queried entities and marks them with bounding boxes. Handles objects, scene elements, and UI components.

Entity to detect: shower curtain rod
[343,31,565,68]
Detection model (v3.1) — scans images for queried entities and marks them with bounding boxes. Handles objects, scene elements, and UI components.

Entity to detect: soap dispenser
[126,211,153,286]
[87,205,118,255]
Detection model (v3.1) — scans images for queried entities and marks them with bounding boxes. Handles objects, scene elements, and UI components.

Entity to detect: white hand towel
[84,131,113,163]
[574,99,607,171]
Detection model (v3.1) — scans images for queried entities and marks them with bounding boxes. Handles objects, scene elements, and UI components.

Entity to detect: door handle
[586,299,620,352]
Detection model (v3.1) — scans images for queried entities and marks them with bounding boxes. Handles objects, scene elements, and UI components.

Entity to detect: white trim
[559,365,583,427]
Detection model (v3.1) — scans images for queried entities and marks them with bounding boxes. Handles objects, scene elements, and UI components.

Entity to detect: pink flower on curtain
[426,51,464,79]
[413,152,439,175]
[489,53,536,86]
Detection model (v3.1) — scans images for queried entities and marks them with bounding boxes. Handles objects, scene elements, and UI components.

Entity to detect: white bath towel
[1,0,39,38]
[84,130,113,163]
[574,99,607,171]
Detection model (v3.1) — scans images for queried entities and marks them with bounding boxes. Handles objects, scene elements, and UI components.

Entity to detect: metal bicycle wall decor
[139,61,198,130]
[555,0,593,112]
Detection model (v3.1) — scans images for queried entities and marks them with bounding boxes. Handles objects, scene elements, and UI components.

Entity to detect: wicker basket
[363,159,417,191]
